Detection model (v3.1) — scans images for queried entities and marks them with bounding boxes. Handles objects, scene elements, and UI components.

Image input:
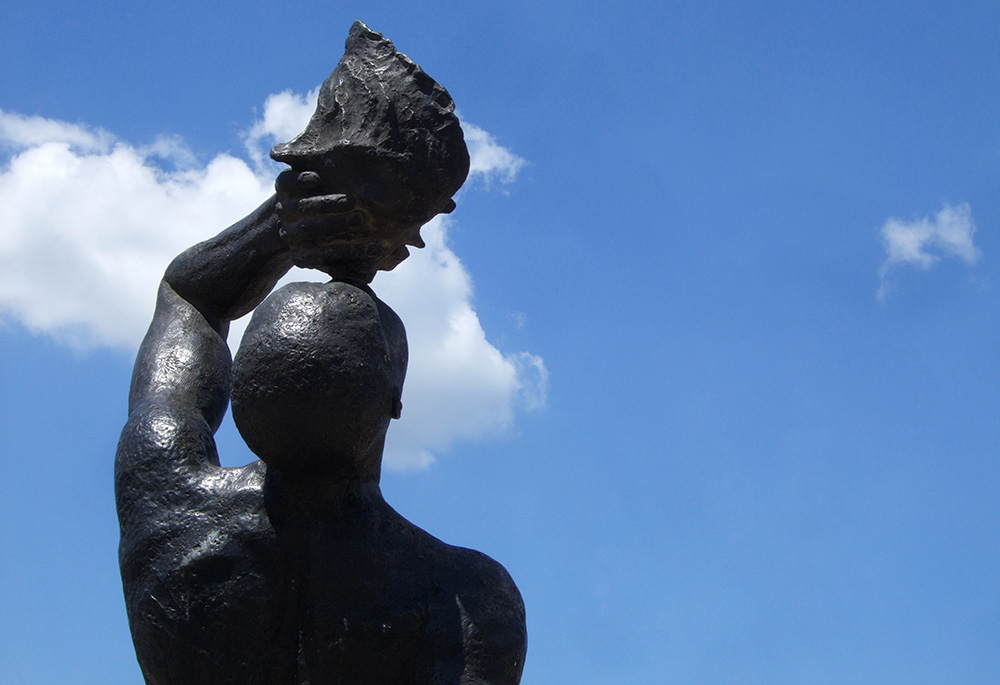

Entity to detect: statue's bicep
[129,281,232,431]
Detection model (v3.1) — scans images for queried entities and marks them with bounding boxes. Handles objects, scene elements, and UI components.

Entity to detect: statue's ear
[391,388,403,420]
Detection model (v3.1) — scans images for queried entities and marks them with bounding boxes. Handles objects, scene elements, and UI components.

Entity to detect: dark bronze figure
[115,22,526,684]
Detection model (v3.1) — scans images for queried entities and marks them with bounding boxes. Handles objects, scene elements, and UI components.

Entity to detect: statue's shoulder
[446,544,525,621]
[115,401,211,508]
[432,544,528,684]
[377,514,526,681]
[442,544,522,597]
[116,399,266,558]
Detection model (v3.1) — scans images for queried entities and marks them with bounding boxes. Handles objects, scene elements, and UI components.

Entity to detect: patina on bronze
[115,22,526,684]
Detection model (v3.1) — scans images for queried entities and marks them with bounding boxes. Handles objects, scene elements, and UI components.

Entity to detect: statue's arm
[117,196,292,491]
[160,195,292,333]
[127,195,291,420]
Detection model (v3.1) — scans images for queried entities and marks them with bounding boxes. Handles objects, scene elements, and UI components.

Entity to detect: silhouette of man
[115,23,526,684]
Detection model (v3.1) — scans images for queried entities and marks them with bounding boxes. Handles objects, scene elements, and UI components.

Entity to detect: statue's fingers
[297,194,355,216]
[274,169,301,195]
[279,212,366,243]
[277,194,356,222]
[275,169,325,197]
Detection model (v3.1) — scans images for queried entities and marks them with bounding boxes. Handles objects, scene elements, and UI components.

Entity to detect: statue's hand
[274,169,378,278]
[274,166,427,283]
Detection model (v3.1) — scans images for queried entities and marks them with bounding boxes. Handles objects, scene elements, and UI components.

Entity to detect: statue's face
[231,281,407,480]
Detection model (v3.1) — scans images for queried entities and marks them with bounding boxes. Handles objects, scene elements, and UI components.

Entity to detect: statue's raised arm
[125,195,286,432]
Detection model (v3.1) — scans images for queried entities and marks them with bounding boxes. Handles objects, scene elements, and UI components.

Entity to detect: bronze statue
[115,22,526,684]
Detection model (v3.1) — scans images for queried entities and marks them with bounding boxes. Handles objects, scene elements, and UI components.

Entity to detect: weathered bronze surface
[116,22,526,684]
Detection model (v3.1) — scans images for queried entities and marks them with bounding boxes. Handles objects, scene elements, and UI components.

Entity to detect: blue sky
[2,1,999,682]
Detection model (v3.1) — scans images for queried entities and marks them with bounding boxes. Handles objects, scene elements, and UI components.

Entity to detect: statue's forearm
[164,195,294,326]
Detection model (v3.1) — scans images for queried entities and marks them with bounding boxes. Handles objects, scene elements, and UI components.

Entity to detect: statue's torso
[118,455,523,684]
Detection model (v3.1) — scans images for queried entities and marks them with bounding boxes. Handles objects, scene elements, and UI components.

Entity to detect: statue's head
[270,21,469,278]
[230,281,407,481]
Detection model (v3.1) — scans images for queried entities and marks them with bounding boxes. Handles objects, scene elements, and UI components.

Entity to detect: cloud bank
[877,202,981,300]
[0,98,544,470]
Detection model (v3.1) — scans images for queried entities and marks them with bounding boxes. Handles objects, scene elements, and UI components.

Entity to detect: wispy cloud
[460,120,527,188]
[242,88,320,172]
[0,109,114,152]
[374,219,548,469]
[877,202,981,300]
[0,97,545,470]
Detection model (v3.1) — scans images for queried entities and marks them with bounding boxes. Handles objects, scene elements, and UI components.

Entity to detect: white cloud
[0,111,270,348]
[877,202,981,300]
[0,109,113,152]
[242,88,320,171]
[0,97,544,470]
[373,218,548,469]
[462,121,527,187]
